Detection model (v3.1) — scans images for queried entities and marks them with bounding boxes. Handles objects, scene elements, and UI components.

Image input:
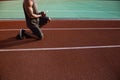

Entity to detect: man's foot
[16,29,25,40]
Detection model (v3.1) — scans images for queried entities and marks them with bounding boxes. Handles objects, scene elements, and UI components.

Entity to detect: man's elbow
[27,13,35,18]
[29,14,35,18]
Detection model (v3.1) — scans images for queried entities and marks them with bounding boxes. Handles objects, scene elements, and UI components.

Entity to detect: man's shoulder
[24,0,34,5]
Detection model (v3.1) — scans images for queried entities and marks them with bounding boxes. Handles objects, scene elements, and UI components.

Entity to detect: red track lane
[0,20,120,80]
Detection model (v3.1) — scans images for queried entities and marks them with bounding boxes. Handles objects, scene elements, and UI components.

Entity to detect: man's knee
[28,23,44,40]
[34,32,44,40]
[37,35,44,40]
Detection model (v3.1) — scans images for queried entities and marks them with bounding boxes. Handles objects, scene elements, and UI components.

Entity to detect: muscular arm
[24,0,41,18]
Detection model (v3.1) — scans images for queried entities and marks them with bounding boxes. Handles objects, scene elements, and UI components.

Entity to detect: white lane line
[0,28,120,31]
[43,28,120,30]
[0,45,120,52]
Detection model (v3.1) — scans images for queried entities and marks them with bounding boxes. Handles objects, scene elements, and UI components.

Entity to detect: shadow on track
[0,37,38,49]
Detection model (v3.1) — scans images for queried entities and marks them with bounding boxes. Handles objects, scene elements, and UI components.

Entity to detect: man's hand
[39,11,46,17]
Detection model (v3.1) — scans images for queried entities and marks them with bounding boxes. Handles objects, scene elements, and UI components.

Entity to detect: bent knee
[37,34,44,40]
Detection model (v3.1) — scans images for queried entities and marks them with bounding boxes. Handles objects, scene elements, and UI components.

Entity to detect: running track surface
[0,20,120,80]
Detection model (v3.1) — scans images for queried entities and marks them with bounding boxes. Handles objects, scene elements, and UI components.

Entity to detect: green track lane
[0,0,120,19]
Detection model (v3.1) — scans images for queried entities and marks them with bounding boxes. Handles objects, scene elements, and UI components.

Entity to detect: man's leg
[24,26,44,40]
[16,29,25,40]
[16,25,43,40]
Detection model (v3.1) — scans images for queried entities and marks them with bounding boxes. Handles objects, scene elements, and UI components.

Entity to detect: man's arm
[24,0,41,18]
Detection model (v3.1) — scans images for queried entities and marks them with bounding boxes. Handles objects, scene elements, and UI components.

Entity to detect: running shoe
[16,29,25,40]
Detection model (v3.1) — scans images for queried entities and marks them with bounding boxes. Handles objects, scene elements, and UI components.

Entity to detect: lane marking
[0,45,120,52]
[0,28,120,31]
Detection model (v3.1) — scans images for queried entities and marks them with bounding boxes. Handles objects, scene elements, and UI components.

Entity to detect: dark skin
[23,0,42,18]
[23,0,43,40]
[23,0,50,40]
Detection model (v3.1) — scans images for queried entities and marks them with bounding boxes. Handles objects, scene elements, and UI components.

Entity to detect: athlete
[16,0,50,40]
